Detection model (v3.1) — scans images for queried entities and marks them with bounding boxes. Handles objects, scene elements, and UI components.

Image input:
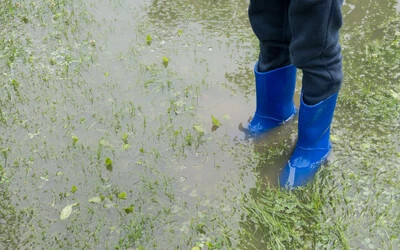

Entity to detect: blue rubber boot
[243,63,297,135]
[279,92,338,189]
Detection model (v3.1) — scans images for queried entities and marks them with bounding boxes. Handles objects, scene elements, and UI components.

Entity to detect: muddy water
[1,0,399,248]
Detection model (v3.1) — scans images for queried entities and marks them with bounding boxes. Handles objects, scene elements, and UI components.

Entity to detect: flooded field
[1,0,399,248]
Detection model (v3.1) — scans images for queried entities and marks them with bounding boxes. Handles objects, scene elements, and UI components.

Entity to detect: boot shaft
[254,63,297,120]
[297,92,338,149]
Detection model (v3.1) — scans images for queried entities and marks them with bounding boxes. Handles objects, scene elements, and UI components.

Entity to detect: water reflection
[146,0,249,31]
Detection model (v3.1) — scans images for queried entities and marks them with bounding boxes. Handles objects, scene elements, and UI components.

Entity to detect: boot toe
[247,115,281,134]
[279,146,331,188]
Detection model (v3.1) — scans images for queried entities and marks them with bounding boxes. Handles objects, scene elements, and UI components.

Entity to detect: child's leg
[248,0,292,72]
[289,0,344,105]
[244,0,296,135]
[279,0,344,188]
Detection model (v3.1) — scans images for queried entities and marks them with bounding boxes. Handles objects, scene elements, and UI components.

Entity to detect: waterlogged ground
[1,0,399,249]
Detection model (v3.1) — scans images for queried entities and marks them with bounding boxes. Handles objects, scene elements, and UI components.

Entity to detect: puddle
[0,0,399,248]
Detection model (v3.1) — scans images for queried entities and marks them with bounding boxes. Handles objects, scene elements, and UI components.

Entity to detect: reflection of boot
[279,92,338,188]
[241,63,297,135]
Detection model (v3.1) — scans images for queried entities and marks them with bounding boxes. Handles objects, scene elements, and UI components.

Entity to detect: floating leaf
[146,34,152,45]
[223,114,231,120]
[105,157,113,166]
[124,205,135,214]
[177,29,183,36]
[122,144,131,150]
[99,138,109,147]
[40,176,49,181]
[162,56,169,67]
[206,241,214,248]
[71,136,78,146]
[118,192,127,200]
[60,204,73,220]
[191,247,200,250]
[104,202,115,209]
[193,125,205,134]
[71,185,78,193]
[105,157,113,172]
[122,133,129,143]
[11,79,20,90]
[211,115,221,127]
[89,197,102,204]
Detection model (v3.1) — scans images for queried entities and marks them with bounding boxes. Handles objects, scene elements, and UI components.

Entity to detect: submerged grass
[238,185,347,249]
[1,0,399,248]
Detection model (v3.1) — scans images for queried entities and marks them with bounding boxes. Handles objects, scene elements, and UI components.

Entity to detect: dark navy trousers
[248,0,344,105]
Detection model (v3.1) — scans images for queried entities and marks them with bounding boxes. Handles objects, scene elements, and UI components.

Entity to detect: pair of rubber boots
[246,63,338,189]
